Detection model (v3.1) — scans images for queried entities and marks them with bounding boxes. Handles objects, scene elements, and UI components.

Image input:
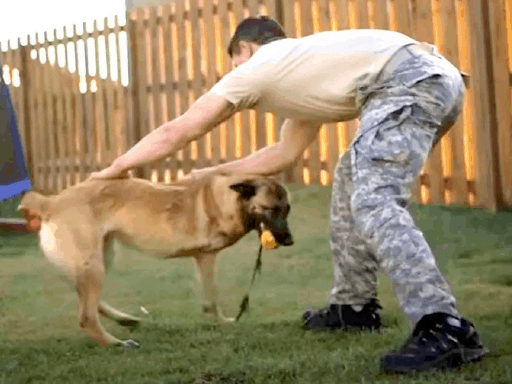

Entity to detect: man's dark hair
[227,16,286,57]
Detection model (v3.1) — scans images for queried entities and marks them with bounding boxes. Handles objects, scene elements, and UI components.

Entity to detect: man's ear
[230,181,257,200]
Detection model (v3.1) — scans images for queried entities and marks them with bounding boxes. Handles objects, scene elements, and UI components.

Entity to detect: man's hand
[88,164,130,181]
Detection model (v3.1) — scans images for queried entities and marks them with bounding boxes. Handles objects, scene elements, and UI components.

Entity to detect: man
[90,16,488,373]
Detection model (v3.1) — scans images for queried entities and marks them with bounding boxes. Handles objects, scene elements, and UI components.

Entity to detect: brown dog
[18,173,293,348]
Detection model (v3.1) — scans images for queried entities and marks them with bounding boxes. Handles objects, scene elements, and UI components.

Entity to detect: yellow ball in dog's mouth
[261,229,278,250]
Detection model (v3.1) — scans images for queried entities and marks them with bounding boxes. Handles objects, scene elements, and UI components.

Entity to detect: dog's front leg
[193,253,218,315]
[193,253,236,322]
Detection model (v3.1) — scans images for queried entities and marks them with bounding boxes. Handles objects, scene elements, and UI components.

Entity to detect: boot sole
[381,346,489,373]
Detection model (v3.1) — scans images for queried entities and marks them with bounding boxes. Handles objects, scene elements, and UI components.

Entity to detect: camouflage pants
[328,45,465,326]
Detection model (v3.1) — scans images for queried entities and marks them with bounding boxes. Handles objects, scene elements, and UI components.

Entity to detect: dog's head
[230,178,293,247]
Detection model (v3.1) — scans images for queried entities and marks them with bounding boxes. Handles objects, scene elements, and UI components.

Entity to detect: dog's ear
[230,181,257,200]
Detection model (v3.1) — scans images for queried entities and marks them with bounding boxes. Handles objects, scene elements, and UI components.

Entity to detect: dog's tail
[18,191,50,233]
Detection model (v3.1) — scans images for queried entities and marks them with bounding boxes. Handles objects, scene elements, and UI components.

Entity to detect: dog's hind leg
[76,256,139,348]
[76,258,118,346]
[98,301,141,328]
[98,233,142,328]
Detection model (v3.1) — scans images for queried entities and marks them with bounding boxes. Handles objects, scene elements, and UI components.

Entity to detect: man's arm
[89,93,235,179]
[195,118,322,177]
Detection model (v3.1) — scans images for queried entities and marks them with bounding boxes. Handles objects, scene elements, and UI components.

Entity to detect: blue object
[0,55,32,202]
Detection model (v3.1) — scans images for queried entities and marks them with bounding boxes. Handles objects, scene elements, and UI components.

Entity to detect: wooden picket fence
[1,0,511,210]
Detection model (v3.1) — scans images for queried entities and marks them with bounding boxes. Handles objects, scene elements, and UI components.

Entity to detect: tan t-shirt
[209,29,418,123]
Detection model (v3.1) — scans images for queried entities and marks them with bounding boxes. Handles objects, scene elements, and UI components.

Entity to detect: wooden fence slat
[82,23,96,178]
[282,0,297,37]
[265,0,279,21]
[318,0,340,185]
[373,0,390,29]
[280,0,302,183]
[232,0,252,159]
[336,0,350,29]
[103,17,115,165]
[92,21,107,170]
[465,0,498,210]
[203,0,221,166]
[160,5,178,181]
[63,88,75,187]
[32,37,45,189]
[114,15,127,160]
[393,0,412,35]
[248,0,260,16]
[438,0,468,206]
[135,8,151,178]
[59,29,74,187]
[299,0,321,185]
[52,28,68,191]
[42,32,57,193]
[217,0,236,162]
[149,6,162,180]
[335,0,357,177]
[126,12,141,178]
[356,0,370,28]
[189,0,207,169]
[72,24,86,183]
[175,0,191,176]
[12,40,27,155]
[487,0,512,207]
[20,43,37,185]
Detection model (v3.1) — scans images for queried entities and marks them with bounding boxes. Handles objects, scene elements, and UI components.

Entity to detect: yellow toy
[261,229,278,250]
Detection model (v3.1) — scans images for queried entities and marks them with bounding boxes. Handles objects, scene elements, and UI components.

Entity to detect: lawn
[1,185,512,384]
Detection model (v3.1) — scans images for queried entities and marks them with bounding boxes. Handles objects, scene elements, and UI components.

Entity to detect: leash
[235,244,263,321]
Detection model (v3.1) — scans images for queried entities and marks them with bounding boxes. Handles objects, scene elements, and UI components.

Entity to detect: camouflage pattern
[329,45,465,326]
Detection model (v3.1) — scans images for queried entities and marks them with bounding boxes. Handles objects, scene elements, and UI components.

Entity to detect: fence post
[485,0,512,209]
[19,45,34,184]
[464,0,499,211]
[127,9,145,178]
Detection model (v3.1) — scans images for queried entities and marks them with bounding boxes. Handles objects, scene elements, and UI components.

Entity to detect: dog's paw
[122,339,141,350]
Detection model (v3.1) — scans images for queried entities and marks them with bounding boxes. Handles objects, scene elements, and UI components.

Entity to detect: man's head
[228,16,286,67]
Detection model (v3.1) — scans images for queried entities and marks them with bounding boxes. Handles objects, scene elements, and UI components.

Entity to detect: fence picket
[486,0,512,208]
[218,0,236,162]
[51,29,67,191]
[148,6,162,181]
[412,0,444,205]
[71,25,86,182]
[465,0,498,210]
[102,17,115,167]
[203,0,221,167]
[373,0,390,29]
[438,0,469,206]
[161,5,178,181]
[189,0,207,169]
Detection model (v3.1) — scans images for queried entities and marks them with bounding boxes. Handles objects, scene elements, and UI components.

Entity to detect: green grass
[1,185,512,383]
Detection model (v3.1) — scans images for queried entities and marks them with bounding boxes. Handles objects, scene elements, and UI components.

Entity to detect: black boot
[381,312,489,373]
[303,299,382,331]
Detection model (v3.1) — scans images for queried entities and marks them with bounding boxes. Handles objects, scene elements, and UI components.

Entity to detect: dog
[18,172,293,348]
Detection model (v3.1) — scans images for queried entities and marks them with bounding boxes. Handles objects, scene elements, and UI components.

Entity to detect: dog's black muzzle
[260,211,294,247]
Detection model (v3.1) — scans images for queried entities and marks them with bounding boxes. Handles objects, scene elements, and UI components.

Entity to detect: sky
[0,0,127,46]
[0,0,130,87]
